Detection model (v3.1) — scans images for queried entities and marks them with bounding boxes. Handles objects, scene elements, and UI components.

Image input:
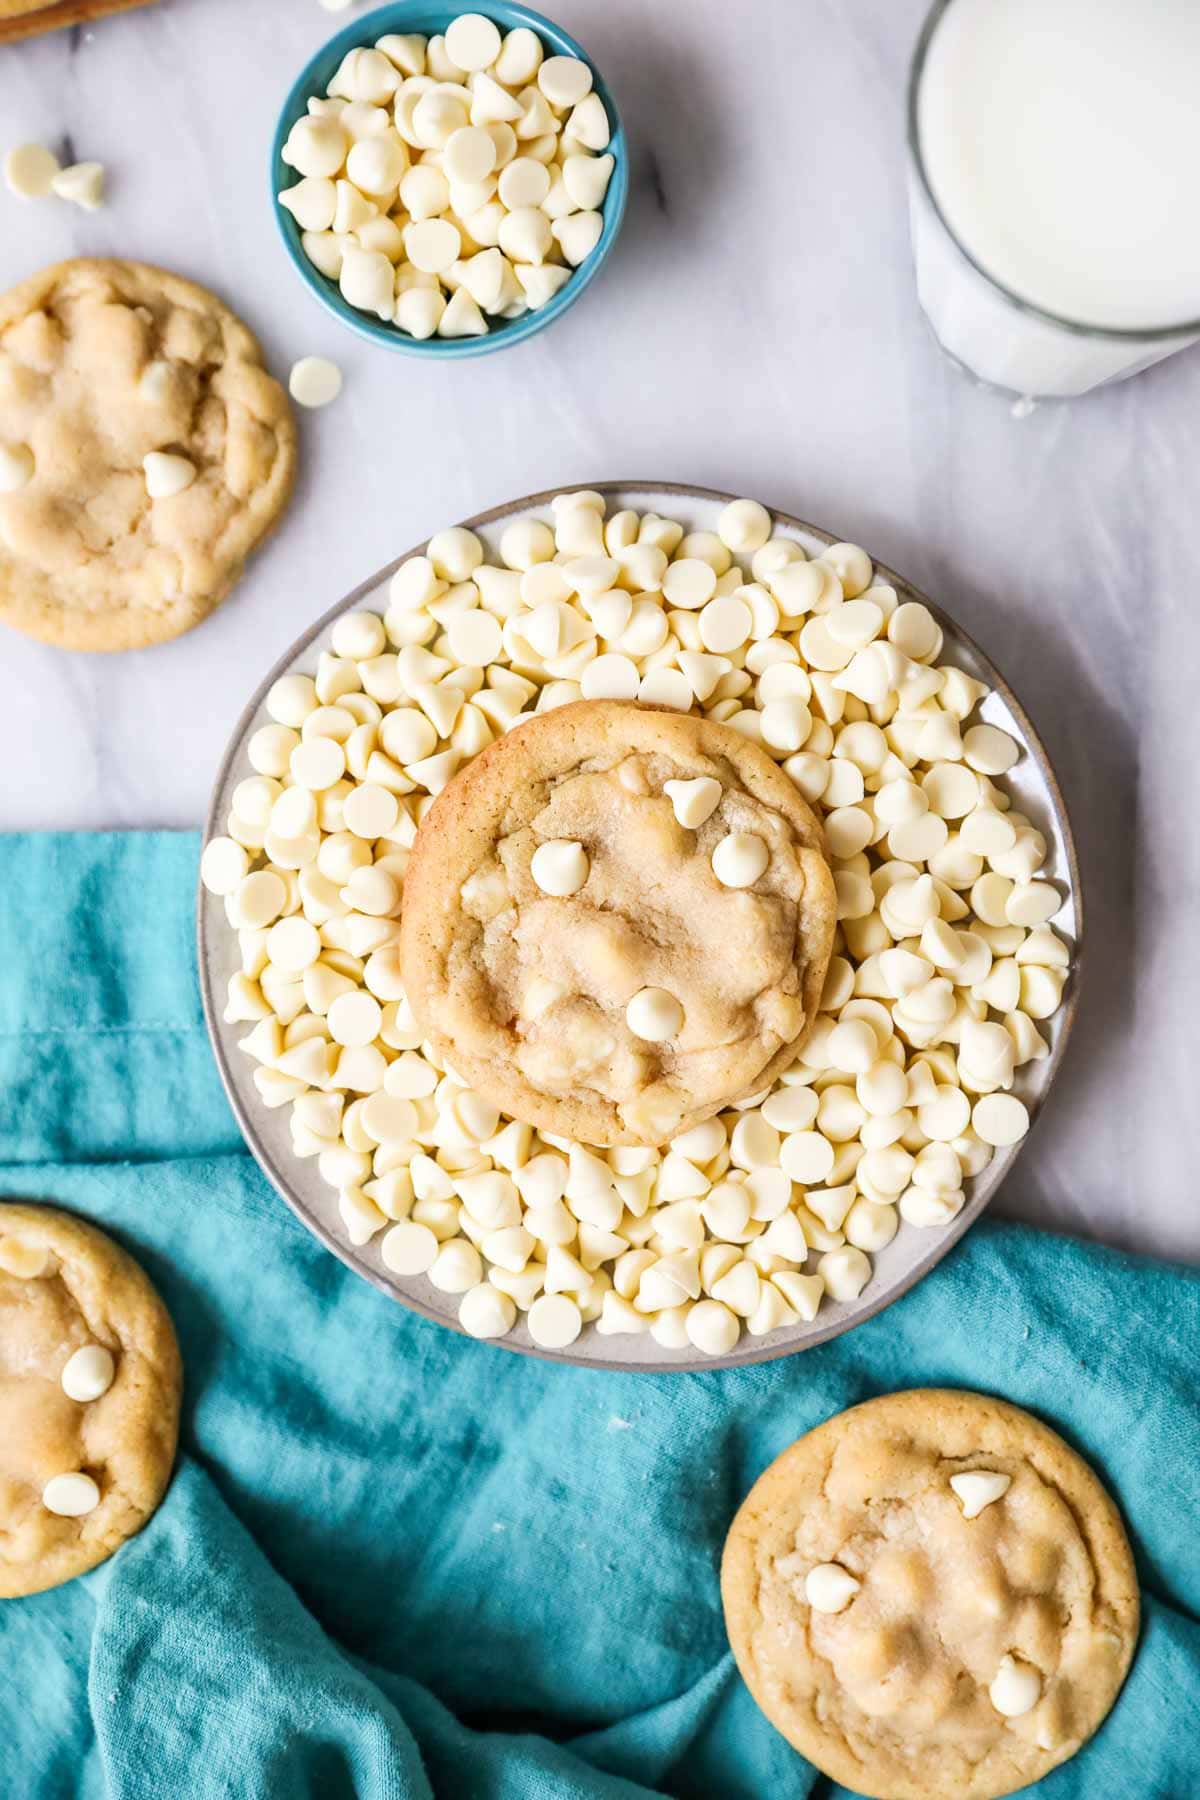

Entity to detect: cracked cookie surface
[0,258,296,650]
[400,700,836,1147]
[721,1388,1139,1800]
[0,1202,181,1597]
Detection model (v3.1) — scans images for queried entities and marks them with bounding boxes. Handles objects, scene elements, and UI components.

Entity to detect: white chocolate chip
[527,1292,583,1348]
[805,1562,861,1613]
[712,832,769,888]
[494,26,543,86]
[989,1654,1042,1718]
[346,134,407,195]
[61,1344,116,1403]
[327,990,383,1046]
[281,177,337,231]
[972,1093,1030,1147]
[201,837,251,896]
[818,1246,871,1301]
[445,12,502,72]
[530,839,589,897]
[380,1221,439,1275]
[950,1470,1012,1517]
[428,1238,483,1293]
[50,161,105,210]
[0,443,35,492]
[0,1237,49,1279]
[341,246,395,318]
[718,499,772,554]
[686,1298,740,1356]
[964,724,1020,775]
[143,452,196,499]
[538,55,594,110]
[282,116,347,178]
[438,287,489,338]
[396,287,448,339]
[562,152,614,212]
[663,777,722,829]
[459,1283,517,1338]
[626,987,684,1043]
[3,142,61,199]
[42,1472,100,1517]
[289,357,343,408]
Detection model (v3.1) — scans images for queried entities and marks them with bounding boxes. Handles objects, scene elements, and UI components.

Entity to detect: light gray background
[2,0,1196,1261]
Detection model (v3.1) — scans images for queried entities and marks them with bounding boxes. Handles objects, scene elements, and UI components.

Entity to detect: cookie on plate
[0,1202,182,1598]
[721,1388,1138,1800]
[401,699,836,1147]
[0,258,296,651]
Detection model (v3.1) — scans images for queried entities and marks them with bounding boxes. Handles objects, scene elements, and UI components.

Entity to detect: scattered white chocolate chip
[289,356,344,408]
[950,1470,1012,1518]
[3,142,60,199]
[805,1562,861,1613]
[42,1472,100,1517]
[50,161,105,210]
[989,1653,1042,1718]
[61,1345,116,1403]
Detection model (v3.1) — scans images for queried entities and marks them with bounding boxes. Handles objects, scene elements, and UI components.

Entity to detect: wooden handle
[0,0,157,44]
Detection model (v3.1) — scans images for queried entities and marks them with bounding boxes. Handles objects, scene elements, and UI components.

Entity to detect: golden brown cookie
[401,700,836,1147]
[0,258,296,651]
[721,1389,1138,1800]
[0,1202,181,1598]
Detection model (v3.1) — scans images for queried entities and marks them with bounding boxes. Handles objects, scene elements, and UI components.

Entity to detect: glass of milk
[907,0,1200,397]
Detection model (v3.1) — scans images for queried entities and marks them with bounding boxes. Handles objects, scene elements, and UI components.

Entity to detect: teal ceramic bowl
[271,2,628,358]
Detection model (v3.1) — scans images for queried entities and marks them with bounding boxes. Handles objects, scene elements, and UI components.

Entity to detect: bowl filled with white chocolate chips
[198,483,1080,1370]
[273,6,626,353]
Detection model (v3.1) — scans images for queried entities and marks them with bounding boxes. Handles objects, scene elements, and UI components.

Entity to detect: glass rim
[907,0,1200,345]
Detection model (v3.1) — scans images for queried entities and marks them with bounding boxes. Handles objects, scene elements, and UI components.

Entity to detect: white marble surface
[2,0,1197,1263]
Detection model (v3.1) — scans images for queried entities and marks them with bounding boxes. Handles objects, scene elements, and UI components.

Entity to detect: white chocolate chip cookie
[721,1389,1139,1800]
[0,1202,181,1598]
[400,700,836,1147]
[0,259,296,651]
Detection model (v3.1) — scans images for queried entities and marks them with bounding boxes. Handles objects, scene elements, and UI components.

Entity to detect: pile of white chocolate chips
[202,493,1071,1356]
[278,14,614,339]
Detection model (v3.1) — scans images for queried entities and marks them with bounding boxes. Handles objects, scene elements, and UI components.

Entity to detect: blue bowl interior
[272,2,628,358]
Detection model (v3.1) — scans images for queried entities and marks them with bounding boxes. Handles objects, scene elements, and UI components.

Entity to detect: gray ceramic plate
[198,482,1081,1371]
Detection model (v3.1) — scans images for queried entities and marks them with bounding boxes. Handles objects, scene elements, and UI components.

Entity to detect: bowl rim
[198,480,1083,1373]
[270,0,629,358]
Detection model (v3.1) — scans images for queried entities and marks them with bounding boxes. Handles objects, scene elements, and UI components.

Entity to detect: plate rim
[198,480,1083,1373]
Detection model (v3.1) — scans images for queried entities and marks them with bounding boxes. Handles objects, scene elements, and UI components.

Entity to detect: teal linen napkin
[1,832,1196,1800]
